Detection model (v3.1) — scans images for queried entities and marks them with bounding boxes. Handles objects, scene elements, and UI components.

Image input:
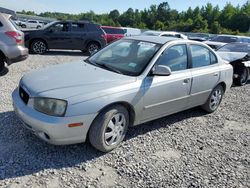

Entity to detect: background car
[12,36,233,152]
[141,30,188,39]
[216,42,250,85]
[204,34,250,49]
[24,20,107,54]
[122,27,141,36]
[101,26,125,43]
[21,20,43,29]
[0,8,28,73]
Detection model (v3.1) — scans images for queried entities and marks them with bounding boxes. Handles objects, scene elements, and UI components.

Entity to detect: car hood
[204,41,226,48]
[216,51,248,62]
[20,61,137,100]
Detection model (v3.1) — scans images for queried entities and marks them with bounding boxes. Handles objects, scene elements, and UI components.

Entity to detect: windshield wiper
[96,63,124,75]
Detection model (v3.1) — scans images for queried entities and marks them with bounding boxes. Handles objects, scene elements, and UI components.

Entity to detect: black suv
[24,21,107,54]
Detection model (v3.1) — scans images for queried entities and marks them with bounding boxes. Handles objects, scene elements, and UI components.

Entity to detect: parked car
[216,42,250,85]
[0,9,28,73]
[21,20,43,29]
[12,36,233,152]
[204,34,250,50]
[101,26,125,43]
[123,27,141,36]
[142,30,188,39]
[24,20,107,54]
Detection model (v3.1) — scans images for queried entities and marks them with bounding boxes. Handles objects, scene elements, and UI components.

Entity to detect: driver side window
[156,44,188,72]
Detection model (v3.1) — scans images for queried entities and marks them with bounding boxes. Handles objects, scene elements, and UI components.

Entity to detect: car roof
[125,35,181,44]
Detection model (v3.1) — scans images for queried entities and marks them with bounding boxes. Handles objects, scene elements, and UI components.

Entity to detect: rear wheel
[234,66,249,86]
[87,42,100,55]
[202,85,224,113]
[89,105,129,152]
[30,40,47,54]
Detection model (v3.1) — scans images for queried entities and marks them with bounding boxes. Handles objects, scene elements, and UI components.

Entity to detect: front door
[45,22,73,49]
[142,44,192,121]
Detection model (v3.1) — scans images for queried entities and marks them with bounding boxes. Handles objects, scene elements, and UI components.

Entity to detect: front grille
[19,86,29,104]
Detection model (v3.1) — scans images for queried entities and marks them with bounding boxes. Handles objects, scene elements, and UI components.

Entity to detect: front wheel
[202,85,224,113]
[89,105,129,152]
[234,66,249,86]
[30,40,47,54]
[87,42,100,55]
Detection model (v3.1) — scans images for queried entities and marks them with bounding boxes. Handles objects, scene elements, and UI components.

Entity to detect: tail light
[5,31,23,45]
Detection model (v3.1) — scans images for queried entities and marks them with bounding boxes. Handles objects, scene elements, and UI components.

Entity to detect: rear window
[211,36,238,43]
[102,27,125,34]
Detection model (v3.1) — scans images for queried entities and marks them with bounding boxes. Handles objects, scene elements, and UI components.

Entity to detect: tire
[202,85,224,113]
[234,66,249,86]
[87,42,100,55]
[21,24,26,28]
[0,55,5,74]
[89,105,129,152]
[37,25,41,29]
[30,39,47,54]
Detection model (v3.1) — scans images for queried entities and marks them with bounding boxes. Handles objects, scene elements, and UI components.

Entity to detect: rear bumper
[12,88,97,145]
[5,45,28,65]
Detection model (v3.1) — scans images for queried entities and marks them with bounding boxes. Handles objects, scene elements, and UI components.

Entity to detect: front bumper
[12,88,97,145]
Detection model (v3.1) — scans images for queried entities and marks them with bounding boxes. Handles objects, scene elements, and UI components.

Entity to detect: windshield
[218,43,250,53]
[43,21,57,29]
[87,39,161,76]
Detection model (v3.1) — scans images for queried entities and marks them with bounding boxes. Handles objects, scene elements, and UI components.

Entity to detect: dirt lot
[0,51,249,188]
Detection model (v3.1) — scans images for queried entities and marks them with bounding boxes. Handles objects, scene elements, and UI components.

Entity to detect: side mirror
[151,65,171,76]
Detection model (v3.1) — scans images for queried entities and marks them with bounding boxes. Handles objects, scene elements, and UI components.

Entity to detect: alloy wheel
[32,41,47,54]
[209,88,222,111]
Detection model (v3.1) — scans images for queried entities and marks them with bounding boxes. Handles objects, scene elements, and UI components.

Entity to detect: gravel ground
[0,51,249,188]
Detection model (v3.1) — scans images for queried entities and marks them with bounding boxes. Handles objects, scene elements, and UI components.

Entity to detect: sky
[0,0,248,14]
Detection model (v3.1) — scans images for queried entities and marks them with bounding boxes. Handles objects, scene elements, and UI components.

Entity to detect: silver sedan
[12,36,233,152]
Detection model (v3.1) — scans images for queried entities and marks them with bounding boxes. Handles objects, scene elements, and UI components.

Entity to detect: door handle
[183,78,190,84]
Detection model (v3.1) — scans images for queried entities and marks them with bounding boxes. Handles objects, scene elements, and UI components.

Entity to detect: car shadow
[0,107,206,180]
[39,50,88,57]
[0,67,9,77]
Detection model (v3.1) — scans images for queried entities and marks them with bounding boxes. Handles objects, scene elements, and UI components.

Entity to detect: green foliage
[18,1,250,34]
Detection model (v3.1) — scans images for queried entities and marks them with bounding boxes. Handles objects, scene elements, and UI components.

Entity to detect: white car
[142,30,188,39]
[21,20,42,29]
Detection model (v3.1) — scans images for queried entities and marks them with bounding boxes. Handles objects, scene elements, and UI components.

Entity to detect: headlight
[31,98,67,117]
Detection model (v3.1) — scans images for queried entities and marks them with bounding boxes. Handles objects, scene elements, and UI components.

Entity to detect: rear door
[70,22,88,50]
[45,22,72,49]
[188,44,220,107]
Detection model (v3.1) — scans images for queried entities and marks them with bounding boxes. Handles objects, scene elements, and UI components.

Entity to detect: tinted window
[72,23,85,32]
[190,45,217,68]
[161,34,181,38]
[156,44,188,72]
[211,36,238,43]
[28,21,37,23]
[103,28,124,34]
[240,38,250,43]
[51,23,70,32]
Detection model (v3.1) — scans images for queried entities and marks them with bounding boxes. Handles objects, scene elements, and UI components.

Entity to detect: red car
[101,26,125,43]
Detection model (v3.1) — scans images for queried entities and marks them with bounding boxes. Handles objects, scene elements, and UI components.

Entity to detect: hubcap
[104,113,126,146]
[88,44,99,54]
[33,41,46,54]
[209,89,222,111]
